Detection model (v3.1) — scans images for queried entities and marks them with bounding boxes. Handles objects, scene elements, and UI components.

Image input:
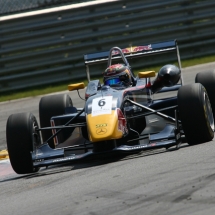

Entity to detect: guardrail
[0,0,94,16]
[0,0,215,93]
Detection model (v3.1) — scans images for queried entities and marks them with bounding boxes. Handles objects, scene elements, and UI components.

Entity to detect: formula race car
[6,40,215,174]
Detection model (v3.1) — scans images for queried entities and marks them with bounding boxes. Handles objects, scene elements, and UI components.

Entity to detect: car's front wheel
[6,112,41,174]
[177,83,214,145]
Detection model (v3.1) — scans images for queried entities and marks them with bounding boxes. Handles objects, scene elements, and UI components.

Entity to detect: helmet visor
[105,77,120,86]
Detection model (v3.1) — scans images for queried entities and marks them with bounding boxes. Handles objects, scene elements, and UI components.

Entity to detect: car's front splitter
[32,138,180,168]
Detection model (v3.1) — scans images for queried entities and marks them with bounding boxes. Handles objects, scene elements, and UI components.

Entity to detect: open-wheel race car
[6,40,215,174]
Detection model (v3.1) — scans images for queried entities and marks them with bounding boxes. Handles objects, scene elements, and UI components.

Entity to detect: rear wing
[84,40,183,84]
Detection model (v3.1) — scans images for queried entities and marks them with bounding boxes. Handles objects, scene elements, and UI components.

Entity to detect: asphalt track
[1,62,215,215]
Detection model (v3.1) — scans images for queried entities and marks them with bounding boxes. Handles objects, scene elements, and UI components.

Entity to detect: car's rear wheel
[39,94,73,148]
[195,70,215,116]
[6,112,41,174]
[177,83,214,145]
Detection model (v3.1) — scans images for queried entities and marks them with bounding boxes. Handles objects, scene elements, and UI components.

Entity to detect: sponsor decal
[53,156,76,163]
[117,109,128,134]
[92,96,112,116]
[132,45,152,52]
[96,128,107,135]
[96,123,107,128]
[112,48,130,55]
[35,159,44,162]
[122,145,147,150]
[111,45,152,55]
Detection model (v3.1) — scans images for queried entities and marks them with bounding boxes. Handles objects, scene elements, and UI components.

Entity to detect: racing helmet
[103,64,132,87]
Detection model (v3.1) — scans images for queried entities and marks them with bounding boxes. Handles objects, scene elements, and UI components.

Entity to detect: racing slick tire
[6,112,41,174]
[195,70,215,116]
[177,83,214,145]
[39,94,73,148]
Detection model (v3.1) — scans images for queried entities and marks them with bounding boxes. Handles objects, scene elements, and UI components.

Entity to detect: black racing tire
[6,112,41,174]
[195,70,215,116]
[177,83,214,145]
[39,94,73,148]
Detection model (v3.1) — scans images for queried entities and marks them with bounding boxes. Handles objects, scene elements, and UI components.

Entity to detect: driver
[103,64,132,88]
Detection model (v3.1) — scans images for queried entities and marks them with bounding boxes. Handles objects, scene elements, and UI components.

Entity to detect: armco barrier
[0,0,94,16]
[0,0,215,93]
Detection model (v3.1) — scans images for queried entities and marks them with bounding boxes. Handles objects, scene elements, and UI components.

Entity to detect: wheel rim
[204,92,214,131]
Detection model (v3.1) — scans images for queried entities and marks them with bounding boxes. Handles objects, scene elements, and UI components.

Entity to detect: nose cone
[86,110,124,142]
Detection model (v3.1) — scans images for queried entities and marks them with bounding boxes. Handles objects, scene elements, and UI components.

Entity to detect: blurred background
[0,0,215,95]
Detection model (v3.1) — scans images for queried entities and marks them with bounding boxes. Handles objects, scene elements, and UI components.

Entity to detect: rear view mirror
[138,71,155,78]
[68,82,85,91]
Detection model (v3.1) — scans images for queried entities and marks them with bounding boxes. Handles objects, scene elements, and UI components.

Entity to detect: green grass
[0,85,69,102]
[180,55,215,67]
[0,79,89,102]
[1,54,215,103]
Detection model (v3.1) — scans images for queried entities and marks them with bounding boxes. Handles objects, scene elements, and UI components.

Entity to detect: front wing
[32,124,181,168]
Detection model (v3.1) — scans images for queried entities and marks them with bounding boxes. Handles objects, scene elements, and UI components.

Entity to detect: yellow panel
[138,71,156,78]
[86,110,123,142]
[68,82,85,91]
